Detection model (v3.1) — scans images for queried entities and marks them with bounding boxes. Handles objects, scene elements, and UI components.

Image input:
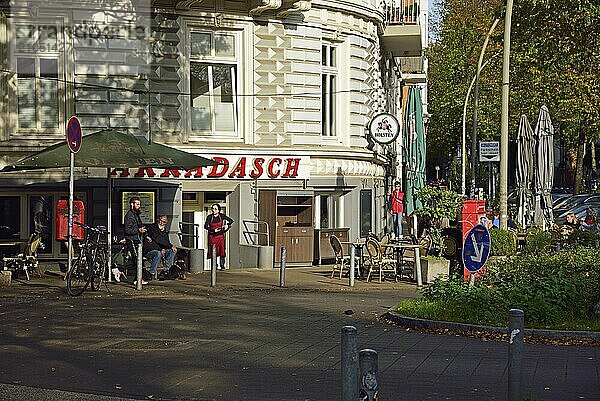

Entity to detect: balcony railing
[386,0,420,26]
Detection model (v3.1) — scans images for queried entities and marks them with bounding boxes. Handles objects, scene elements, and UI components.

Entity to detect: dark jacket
[124,209,144,243]
[143,222,173,254]
[204,213,234,236]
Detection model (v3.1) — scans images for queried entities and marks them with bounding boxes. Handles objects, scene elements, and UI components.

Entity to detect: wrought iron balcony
[381,0,422,57]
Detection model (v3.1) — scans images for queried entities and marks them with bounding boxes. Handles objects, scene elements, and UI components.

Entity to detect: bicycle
[66,222,108,296]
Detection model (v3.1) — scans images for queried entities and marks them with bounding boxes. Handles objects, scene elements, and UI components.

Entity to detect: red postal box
[460,199,487,279]
[56,200,85,241]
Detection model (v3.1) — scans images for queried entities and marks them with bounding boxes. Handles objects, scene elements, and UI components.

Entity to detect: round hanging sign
[368,113,400,145]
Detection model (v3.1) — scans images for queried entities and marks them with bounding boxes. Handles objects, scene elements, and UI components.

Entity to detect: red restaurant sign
[109,155,310,180]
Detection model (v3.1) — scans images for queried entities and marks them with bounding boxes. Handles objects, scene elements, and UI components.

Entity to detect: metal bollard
[508,308,524,401]
[136,242,143,290]
[341,326,358,401]
[349,245,355,287]
[279,247,286,287]
[359,349,379,401]
[211,244,217,287]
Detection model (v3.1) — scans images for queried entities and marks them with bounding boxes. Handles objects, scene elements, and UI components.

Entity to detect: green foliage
[428,0,600,186]
[414,186,463,252]
[524,228,553,255]
[414,186,463,220]
[489,229,516,256]
[567,230,600,248]
[400,247,600,329]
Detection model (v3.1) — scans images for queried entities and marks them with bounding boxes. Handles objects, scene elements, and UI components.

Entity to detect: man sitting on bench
[143,215,177,280]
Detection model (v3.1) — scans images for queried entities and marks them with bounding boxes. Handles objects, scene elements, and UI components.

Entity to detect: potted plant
[413,186,464,254]
[412,186,463,282]
[419,254,450,284]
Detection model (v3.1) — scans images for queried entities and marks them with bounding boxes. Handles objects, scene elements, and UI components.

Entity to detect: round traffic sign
[66,116,82,153]
[462,224,491,273]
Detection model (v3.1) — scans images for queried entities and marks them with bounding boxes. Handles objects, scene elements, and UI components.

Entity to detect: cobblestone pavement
[0,267,598,400]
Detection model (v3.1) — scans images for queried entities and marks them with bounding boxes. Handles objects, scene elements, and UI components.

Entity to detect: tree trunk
[574,122,586,194]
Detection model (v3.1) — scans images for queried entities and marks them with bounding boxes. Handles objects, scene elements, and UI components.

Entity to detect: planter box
[417,258,450,284]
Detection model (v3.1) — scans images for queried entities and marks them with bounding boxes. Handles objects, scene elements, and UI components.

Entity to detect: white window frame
[184,25,243,143]
[10,19,67,138]
[321,43,337,137]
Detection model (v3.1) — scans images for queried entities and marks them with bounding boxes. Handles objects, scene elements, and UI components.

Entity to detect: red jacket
[390,189,404,214]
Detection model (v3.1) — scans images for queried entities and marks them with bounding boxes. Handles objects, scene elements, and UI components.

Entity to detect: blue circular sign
[66,116,82,153]
[462,224,491,273]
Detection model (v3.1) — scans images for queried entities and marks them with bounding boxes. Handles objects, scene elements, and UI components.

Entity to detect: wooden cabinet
[273,194,314,265]
[275,226,314,264]
[314,228,350,264]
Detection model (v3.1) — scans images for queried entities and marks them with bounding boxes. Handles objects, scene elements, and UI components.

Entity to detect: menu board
[121,191,155,224]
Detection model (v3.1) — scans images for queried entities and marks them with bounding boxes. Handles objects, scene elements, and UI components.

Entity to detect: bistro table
[382,241,422,282]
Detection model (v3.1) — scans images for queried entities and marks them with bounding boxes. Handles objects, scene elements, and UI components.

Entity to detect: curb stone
[383,310,600,340]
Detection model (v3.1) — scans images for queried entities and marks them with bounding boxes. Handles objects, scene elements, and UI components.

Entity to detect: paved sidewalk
[0,267,598,400]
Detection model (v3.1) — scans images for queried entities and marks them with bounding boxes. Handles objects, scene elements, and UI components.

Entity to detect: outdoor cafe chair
[365,238,397,283]
[3,232,42,280]
[329,235,360,279]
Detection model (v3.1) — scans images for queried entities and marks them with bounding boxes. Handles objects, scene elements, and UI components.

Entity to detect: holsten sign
[109,155,310,180]
[368,113,400,145]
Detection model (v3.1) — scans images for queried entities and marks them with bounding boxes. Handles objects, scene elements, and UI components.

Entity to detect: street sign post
[479,141,500,162]
[65,116,82,279]
[462,224,491,273]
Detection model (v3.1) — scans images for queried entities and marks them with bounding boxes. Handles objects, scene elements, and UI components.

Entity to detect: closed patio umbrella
[403,86,426,217]
[533,106,555,230]
[516,115,534,229]
[403,86,426,286]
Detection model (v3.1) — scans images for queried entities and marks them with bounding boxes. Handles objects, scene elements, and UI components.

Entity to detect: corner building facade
[0,0,427,268]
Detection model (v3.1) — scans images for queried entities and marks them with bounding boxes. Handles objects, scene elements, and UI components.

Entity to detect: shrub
[567,230,600,247]
[489,229,516,256]
[523,228,552,255]
[417,247,600,327]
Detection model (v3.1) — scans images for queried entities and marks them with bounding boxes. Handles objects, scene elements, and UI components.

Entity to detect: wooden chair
[365,238,397,282]
[329,235,360,279]
[3,233,42,280]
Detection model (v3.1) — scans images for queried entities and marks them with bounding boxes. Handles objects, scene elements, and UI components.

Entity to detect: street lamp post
[470,18,500,198]
[499,0,514,230]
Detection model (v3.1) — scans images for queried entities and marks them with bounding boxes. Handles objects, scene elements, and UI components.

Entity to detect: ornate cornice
[249,0,282,16]
[175,0,204,10]
[277,0,311,17]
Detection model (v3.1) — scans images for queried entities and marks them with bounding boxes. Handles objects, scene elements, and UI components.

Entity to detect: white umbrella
[516,115,534,229]
[533,106,555,230]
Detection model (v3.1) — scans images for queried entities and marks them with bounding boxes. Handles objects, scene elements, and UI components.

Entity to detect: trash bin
[189,248,205,273]
[257,245,274,269]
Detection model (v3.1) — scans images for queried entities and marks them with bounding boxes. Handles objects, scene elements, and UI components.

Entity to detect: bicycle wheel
[90,248,107,291]
[67,253,91,296]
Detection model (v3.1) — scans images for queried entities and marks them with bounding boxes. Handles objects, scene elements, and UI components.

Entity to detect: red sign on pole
[66,116,82,153]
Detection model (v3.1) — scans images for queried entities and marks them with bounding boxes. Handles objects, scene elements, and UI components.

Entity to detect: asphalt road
[0,268,598,400]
